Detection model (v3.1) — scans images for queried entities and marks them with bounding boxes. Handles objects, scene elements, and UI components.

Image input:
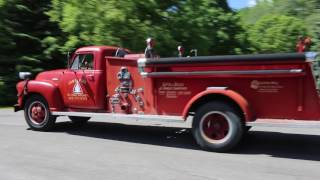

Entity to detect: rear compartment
[137,53,320,120]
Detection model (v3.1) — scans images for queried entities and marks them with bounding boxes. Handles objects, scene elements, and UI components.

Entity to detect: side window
[79,54,94,70]
[70,54,94,70]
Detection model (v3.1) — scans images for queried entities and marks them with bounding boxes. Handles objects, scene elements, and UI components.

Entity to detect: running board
[51,111,320,129]
[247,119,320,129]
[51,111,191,128]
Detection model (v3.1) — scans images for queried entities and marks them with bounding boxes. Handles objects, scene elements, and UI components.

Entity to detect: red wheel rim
[28,101,47,124]
[200,112,230,143]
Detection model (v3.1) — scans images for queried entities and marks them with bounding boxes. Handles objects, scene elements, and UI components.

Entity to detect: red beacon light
[296,36,312,53]
[146,37,155,48]
[178,46,185,57]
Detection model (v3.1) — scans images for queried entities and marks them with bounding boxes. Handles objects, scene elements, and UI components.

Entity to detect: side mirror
[19,72,32,80]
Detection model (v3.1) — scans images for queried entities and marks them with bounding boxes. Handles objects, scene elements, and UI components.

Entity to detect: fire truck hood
[36,69,64,81]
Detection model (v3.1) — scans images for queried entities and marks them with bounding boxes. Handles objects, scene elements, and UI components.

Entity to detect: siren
[144,37,156,58]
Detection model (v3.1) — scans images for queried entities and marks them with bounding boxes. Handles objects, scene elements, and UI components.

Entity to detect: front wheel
[24,95,56,131]
[192,101,244,152]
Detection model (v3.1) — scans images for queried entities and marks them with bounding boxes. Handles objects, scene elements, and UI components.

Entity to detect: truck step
[51,111,320,129]
[247,119,320,129]
[51,111,192,128]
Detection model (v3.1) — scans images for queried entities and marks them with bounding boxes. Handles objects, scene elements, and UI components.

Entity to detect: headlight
[19,72,32,80]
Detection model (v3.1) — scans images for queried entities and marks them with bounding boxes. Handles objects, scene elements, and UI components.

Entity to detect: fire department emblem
[73,80,83,94]
[250,80,259,90]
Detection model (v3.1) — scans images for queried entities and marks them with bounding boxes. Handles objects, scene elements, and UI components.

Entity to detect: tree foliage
[247,15,306,53]
[48,0,242,56]
[239,0,320,52]
[0,0,63,105]
[48,0,174,55]
[167,0,244,55]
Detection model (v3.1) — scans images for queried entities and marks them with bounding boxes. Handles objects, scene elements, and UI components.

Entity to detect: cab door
[60,52,104,109]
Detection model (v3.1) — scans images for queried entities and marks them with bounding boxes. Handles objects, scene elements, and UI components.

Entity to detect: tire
[68,116,90,125]
[24,95,56,131]
[192,101,244,152]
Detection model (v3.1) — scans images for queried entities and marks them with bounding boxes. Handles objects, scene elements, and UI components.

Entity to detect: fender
[21,80,64,111]
[182,89,255,122]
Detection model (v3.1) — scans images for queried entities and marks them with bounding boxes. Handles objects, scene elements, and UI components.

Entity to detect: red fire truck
[14,40,320,152]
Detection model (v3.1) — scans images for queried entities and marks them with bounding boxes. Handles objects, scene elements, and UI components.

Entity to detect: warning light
[178,46,185,57]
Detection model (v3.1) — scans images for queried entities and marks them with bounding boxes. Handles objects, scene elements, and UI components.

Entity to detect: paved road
[1,109,320,180]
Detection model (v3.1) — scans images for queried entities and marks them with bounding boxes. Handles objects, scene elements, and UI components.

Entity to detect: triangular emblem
[73,80,83,94]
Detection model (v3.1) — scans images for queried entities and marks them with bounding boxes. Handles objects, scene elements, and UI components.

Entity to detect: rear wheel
[68,116,90,125]
[24,95,56,131]
[192,101,244,152]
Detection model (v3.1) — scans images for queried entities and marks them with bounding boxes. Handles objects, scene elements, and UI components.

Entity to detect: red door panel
[60,53,104,110]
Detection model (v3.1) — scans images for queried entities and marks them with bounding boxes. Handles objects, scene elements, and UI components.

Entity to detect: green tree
[48,0,244,56]
[247,15,306,53]
[167,0,244,55]
[239,0,320,52]
[238,0,274,25]
[239,0,319,24]
[0,0,63,105]
[48,0,176,55]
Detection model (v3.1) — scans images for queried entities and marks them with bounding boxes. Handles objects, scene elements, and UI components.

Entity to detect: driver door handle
[86,74,94,81]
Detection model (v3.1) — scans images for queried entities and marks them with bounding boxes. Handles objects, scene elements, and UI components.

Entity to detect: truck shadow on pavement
[53,121,199,149]
[237,130,320,161]
[52,121,320,161]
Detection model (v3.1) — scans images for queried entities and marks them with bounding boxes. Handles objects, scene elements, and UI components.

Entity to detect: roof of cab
[76,46,119,53]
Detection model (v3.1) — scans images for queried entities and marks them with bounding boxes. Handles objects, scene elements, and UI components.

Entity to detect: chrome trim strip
[137,58,147,74]
[140,72,148,78]
[140,53,306,65]
[140,69,303,77]
[51,111,190,128]
[137,58,147,68]
[207,87,228,90]
[247,119,320,129]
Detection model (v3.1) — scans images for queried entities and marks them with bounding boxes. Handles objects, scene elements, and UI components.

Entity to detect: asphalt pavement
[0,108,320,180]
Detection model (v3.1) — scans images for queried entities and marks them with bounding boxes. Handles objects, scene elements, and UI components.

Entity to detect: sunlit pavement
[0,108,320,180]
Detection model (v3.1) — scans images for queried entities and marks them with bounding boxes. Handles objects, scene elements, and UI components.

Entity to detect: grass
[0,106,12,109]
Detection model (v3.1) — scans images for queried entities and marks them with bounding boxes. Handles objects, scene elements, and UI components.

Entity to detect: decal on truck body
[158,82,191,99]
[250,80,284,93]
[67,79,88,101]
[73,80,83,94]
